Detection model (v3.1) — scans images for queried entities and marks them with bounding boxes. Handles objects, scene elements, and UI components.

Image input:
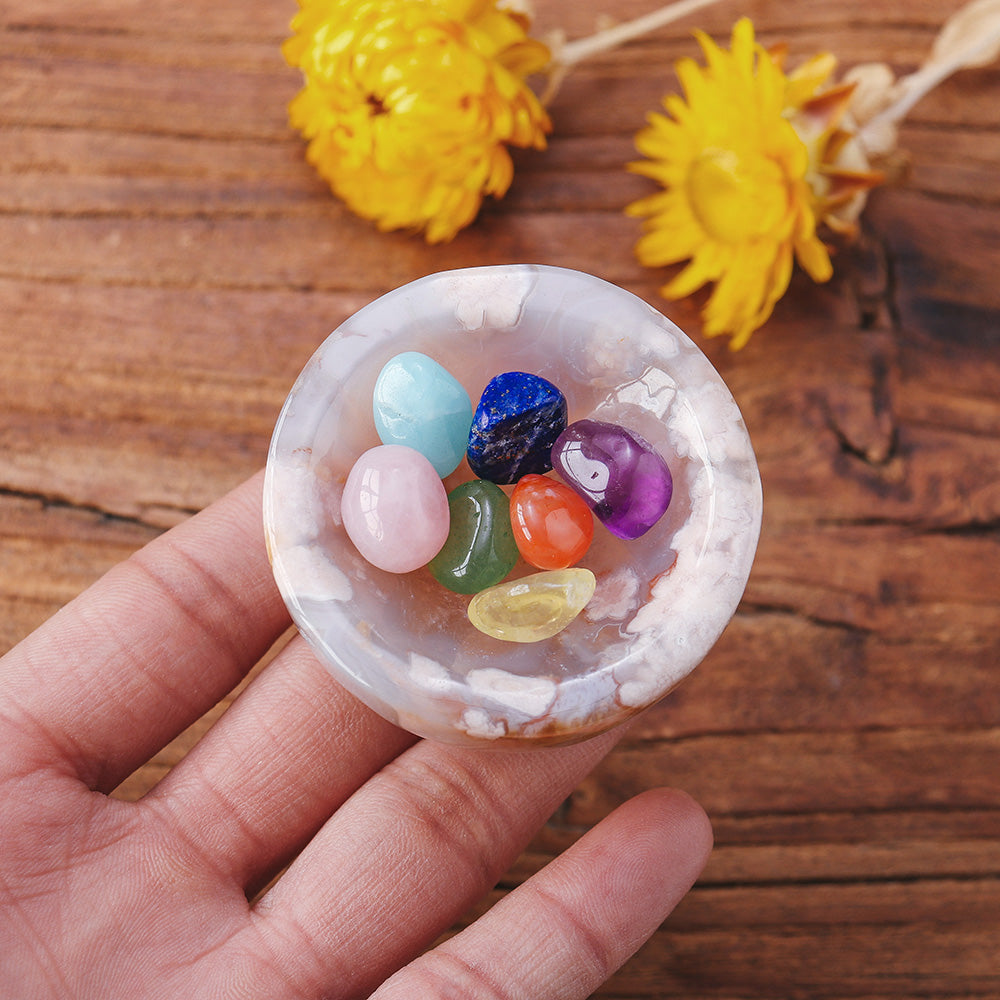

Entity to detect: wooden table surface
[3,0,999,996]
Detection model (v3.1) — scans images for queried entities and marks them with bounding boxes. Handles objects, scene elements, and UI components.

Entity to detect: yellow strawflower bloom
[283,0,552,243]
[627,18,882,348]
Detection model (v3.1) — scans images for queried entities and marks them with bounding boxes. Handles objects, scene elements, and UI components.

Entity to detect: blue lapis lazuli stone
[373,352,473,478]
[467,372,568,485]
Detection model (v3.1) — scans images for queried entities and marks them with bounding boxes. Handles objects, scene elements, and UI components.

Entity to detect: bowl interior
[263,265,762,745]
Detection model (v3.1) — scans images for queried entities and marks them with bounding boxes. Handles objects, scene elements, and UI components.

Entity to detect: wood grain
[2,0,998,996]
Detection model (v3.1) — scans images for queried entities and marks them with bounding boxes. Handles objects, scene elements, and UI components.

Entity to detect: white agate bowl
[263,265,762,746]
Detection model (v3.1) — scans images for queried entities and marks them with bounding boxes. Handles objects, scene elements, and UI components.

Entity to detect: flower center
[686,148,787,244]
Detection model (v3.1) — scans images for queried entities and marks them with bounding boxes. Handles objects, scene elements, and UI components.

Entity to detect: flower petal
[284,0,549,241]
[627,16,879,345]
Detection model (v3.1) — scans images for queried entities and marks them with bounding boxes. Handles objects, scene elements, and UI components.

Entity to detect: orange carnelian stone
[510,474,594,570]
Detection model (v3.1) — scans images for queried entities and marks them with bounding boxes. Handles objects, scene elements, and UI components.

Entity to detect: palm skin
[0,473,711,1000]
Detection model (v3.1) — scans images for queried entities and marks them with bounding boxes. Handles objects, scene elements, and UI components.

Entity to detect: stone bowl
[263,265,762,746]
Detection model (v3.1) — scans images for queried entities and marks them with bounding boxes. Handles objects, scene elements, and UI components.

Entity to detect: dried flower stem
[557,0,725,67]
[861,25,1000,138]
[541,0,725,102]
[857,0,1000,152]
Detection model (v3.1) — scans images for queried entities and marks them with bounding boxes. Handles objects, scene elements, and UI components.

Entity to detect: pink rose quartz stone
[341,445,449,574]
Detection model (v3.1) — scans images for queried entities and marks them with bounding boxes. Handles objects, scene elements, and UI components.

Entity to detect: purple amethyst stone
[551,419,673,540]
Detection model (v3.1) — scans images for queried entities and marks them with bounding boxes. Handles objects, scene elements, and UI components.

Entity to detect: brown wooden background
[3,0,999,996]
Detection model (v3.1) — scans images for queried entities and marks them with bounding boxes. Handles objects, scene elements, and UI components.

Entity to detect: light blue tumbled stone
[373,352,473,478]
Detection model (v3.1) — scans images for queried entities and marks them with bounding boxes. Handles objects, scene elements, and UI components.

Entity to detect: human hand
[0,473,712,999]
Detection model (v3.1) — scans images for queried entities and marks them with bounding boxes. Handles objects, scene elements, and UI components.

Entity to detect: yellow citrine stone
[467,569,597,643]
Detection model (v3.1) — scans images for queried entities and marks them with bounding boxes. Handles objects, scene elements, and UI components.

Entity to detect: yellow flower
[627,18,882,348]
[283,0,552,243]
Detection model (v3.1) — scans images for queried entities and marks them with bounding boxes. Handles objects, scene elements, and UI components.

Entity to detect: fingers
[251,731,623,1000]
[370,788,712,1000]
[146,635,415,893]
[0,473,290,792]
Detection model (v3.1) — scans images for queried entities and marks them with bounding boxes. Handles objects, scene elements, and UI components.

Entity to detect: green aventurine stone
[429,480,519,594]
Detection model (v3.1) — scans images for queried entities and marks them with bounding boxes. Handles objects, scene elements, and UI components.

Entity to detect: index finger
[0,472,291,792]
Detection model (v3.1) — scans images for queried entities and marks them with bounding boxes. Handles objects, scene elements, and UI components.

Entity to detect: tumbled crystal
[341,445,450,574]
[467,372,567,484]
[510,474,594,570]
[429,479,519,594]
[551,419,673,540]
[467,568,596,643]
[373,351,473,478]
